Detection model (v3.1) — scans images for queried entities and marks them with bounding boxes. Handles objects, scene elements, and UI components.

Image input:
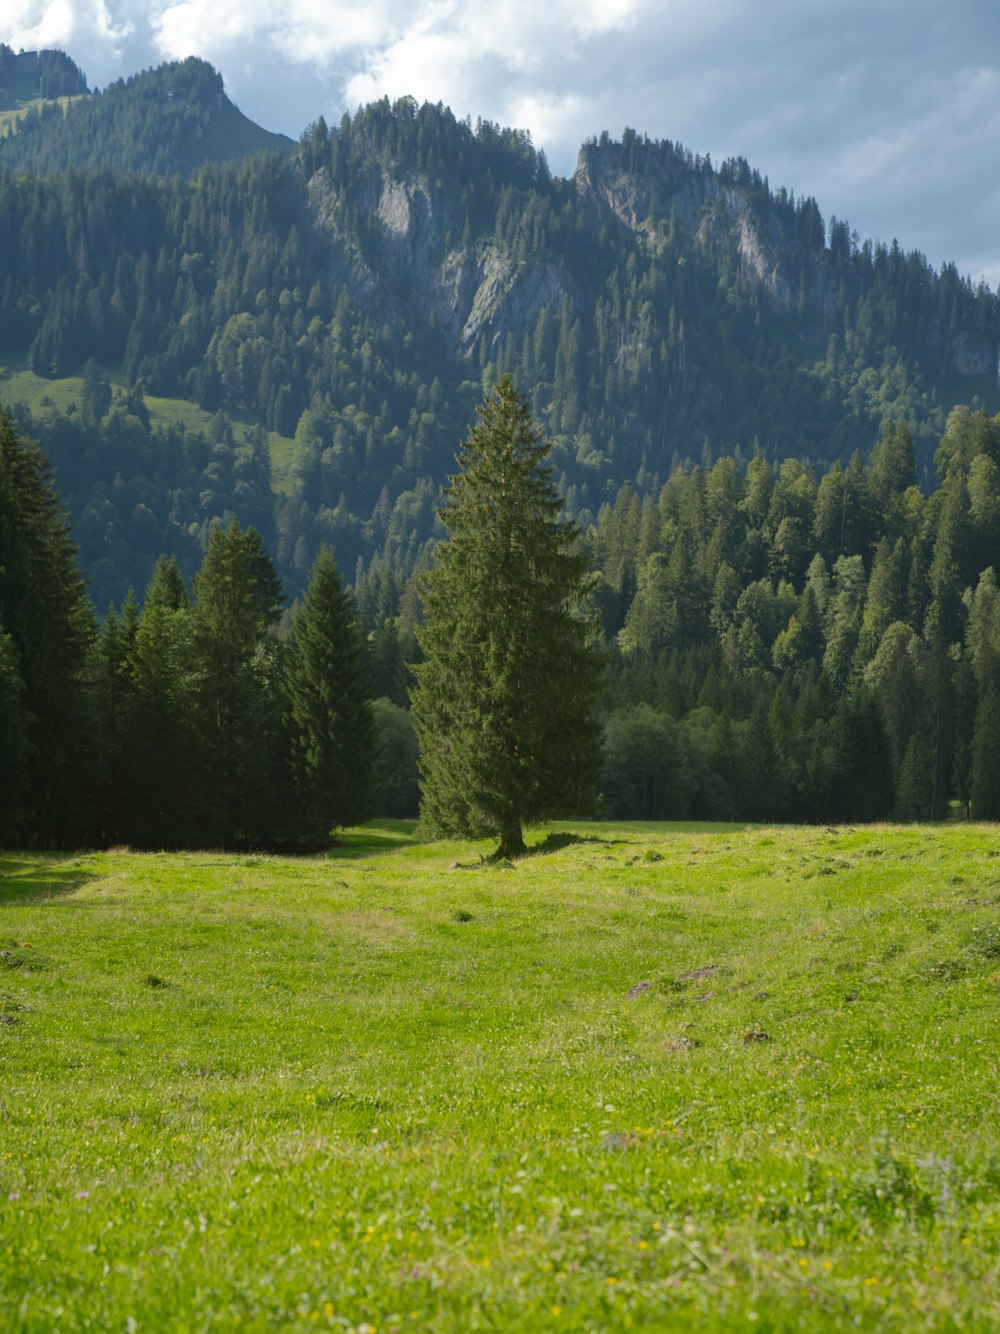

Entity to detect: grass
[3,820,1000,1330]
[0,358,299,494]
[0,95,88,138]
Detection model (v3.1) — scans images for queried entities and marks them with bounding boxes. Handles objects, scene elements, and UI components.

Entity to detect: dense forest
[4,396,1000,845]
[0,65,997,614]
[0,53,289,175]
[2,53,1000,842]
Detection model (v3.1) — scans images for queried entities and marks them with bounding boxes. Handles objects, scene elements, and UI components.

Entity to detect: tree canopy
[412,379,604,857]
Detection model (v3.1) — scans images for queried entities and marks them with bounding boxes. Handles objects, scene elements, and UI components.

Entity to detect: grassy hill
[0,357,299,495]
[3,821,1000,1329]
[0,94,88,138]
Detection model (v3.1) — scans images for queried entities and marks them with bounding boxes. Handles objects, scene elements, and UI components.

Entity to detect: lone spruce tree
[412,378,603,859]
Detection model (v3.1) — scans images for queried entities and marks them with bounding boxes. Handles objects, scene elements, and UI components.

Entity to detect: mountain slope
[0,56,292,176]
[0,81,998,607]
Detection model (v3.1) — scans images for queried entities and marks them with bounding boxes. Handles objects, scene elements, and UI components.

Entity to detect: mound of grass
[2,820,1000,1330]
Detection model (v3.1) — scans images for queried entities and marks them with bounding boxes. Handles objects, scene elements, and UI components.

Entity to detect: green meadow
[0,359,299,493]
[3,821,1000,1331]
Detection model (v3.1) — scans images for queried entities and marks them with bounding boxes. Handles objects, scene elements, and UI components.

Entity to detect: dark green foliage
[0,45,88,106]
[0,411,93,844]
[124,556,195,847]
[371,698,420,818]
[285,546,376,844]
[0,57,290,177]
[601,708,691,820]
[412,379,604,857]
[0,627,27,842]
[189,520,285,847]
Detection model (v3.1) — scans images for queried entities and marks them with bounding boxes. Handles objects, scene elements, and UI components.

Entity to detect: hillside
[3,823,1000,1330]
[0,88,997,610]
[0,56,292,176]
[0,45,88,107]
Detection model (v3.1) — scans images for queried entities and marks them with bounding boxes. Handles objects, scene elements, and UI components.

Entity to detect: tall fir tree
[286,545,376,845]
[0,626,27,843]
[412,378,604,858]
[0,411,93,844]
[189,519,284,847]
[126,556,194,847]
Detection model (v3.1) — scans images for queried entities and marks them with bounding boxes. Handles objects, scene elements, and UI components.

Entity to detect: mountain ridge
[0,61,998,607]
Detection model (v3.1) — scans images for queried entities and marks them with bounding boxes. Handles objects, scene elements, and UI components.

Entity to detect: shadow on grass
[519,831,618,859]
[0,855,98,906]
[326,821,421,859]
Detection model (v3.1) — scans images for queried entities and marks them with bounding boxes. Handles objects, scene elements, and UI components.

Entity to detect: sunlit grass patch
[2,821,1000,1329]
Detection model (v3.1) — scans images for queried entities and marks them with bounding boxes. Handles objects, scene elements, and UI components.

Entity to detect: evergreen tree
[0,626,27,843]
[0,411,93,844]
[189,520,284,847]
[286,546,376,844]
[126,556,194,847]
[412,378,603,858]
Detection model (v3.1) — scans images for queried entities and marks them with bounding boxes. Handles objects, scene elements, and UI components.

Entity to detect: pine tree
[286,546,376,844]
[412,378,603,859]
[189,520,284,847]
[0,411,93,844]
[127,556,194,847]
[0,626,27,843]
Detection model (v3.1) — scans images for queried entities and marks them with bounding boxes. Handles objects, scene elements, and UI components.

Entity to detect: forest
[2,58,1000,844]
[0,75,998,616]
[4,394,1000,847]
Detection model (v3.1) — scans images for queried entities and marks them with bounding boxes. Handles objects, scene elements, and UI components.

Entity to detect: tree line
[591,407,1000,822]
[2,88,999,624]
[0,410,378,848]
[6,394,1000,847]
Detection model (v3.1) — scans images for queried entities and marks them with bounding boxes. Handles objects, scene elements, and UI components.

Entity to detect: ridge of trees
[0,91,996,613]
[0,56,290,177]
[6,397,1000,843]
[0,45,88,106]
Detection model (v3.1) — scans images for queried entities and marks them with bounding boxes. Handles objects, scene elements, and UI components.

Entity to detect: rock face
[950,331,999,379]
[308,164,574,357]
[304,121,999,426]
[574,141,838,319]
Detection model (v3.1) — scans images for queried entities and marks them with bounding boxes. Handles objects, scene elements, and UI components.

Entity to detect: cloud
[0,0,998,283]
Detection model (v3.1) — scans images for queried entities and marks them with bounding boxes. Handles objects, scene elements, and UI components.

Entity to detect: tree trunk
[495,816,527,860]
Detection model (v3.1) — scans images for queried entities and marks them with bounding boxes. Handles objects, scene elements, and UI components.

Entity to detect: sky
[3,0,999,287]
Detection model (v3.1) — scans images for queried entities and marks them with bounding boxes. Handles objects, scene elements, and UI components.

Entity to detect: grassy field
[3,820,1000,1331]
[0,95,88,138]
[0,358,299,494]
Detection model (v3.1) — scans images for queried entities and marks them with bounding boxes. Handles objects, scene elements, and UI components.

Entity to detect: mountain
[0,56,292,176]
[0,73,998,609]
[0,45,88,106]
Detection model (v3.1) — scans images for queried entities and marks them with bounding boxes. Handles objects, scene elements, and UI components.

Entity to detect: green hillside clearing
[0,94,88,137]
[0,358,298,494]
[3,821,1000,1330]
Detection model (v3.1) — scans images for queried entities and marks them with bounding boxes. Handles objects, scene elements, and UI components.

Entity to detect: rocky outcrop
[307,166,574,354]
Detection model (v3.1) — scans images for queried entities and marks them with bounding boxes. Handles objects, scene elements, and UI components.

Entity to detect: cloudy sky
[3,0,999,285]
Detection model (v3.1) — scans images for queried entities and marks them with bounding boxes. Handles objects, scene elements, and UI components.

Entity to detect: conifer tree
[412,378,603,858]
[0,626,27,843]
[0,411,93,844]
[286,545,376,844]
[189,520,283,847]
[127,556,194,847]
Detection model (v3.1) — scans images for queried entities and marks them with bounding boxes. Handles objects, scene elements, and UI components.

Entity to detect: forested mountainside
[0,45,88,106]
[0,56,291,176]
[0,82,999,610]
[2,57,1000,834]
